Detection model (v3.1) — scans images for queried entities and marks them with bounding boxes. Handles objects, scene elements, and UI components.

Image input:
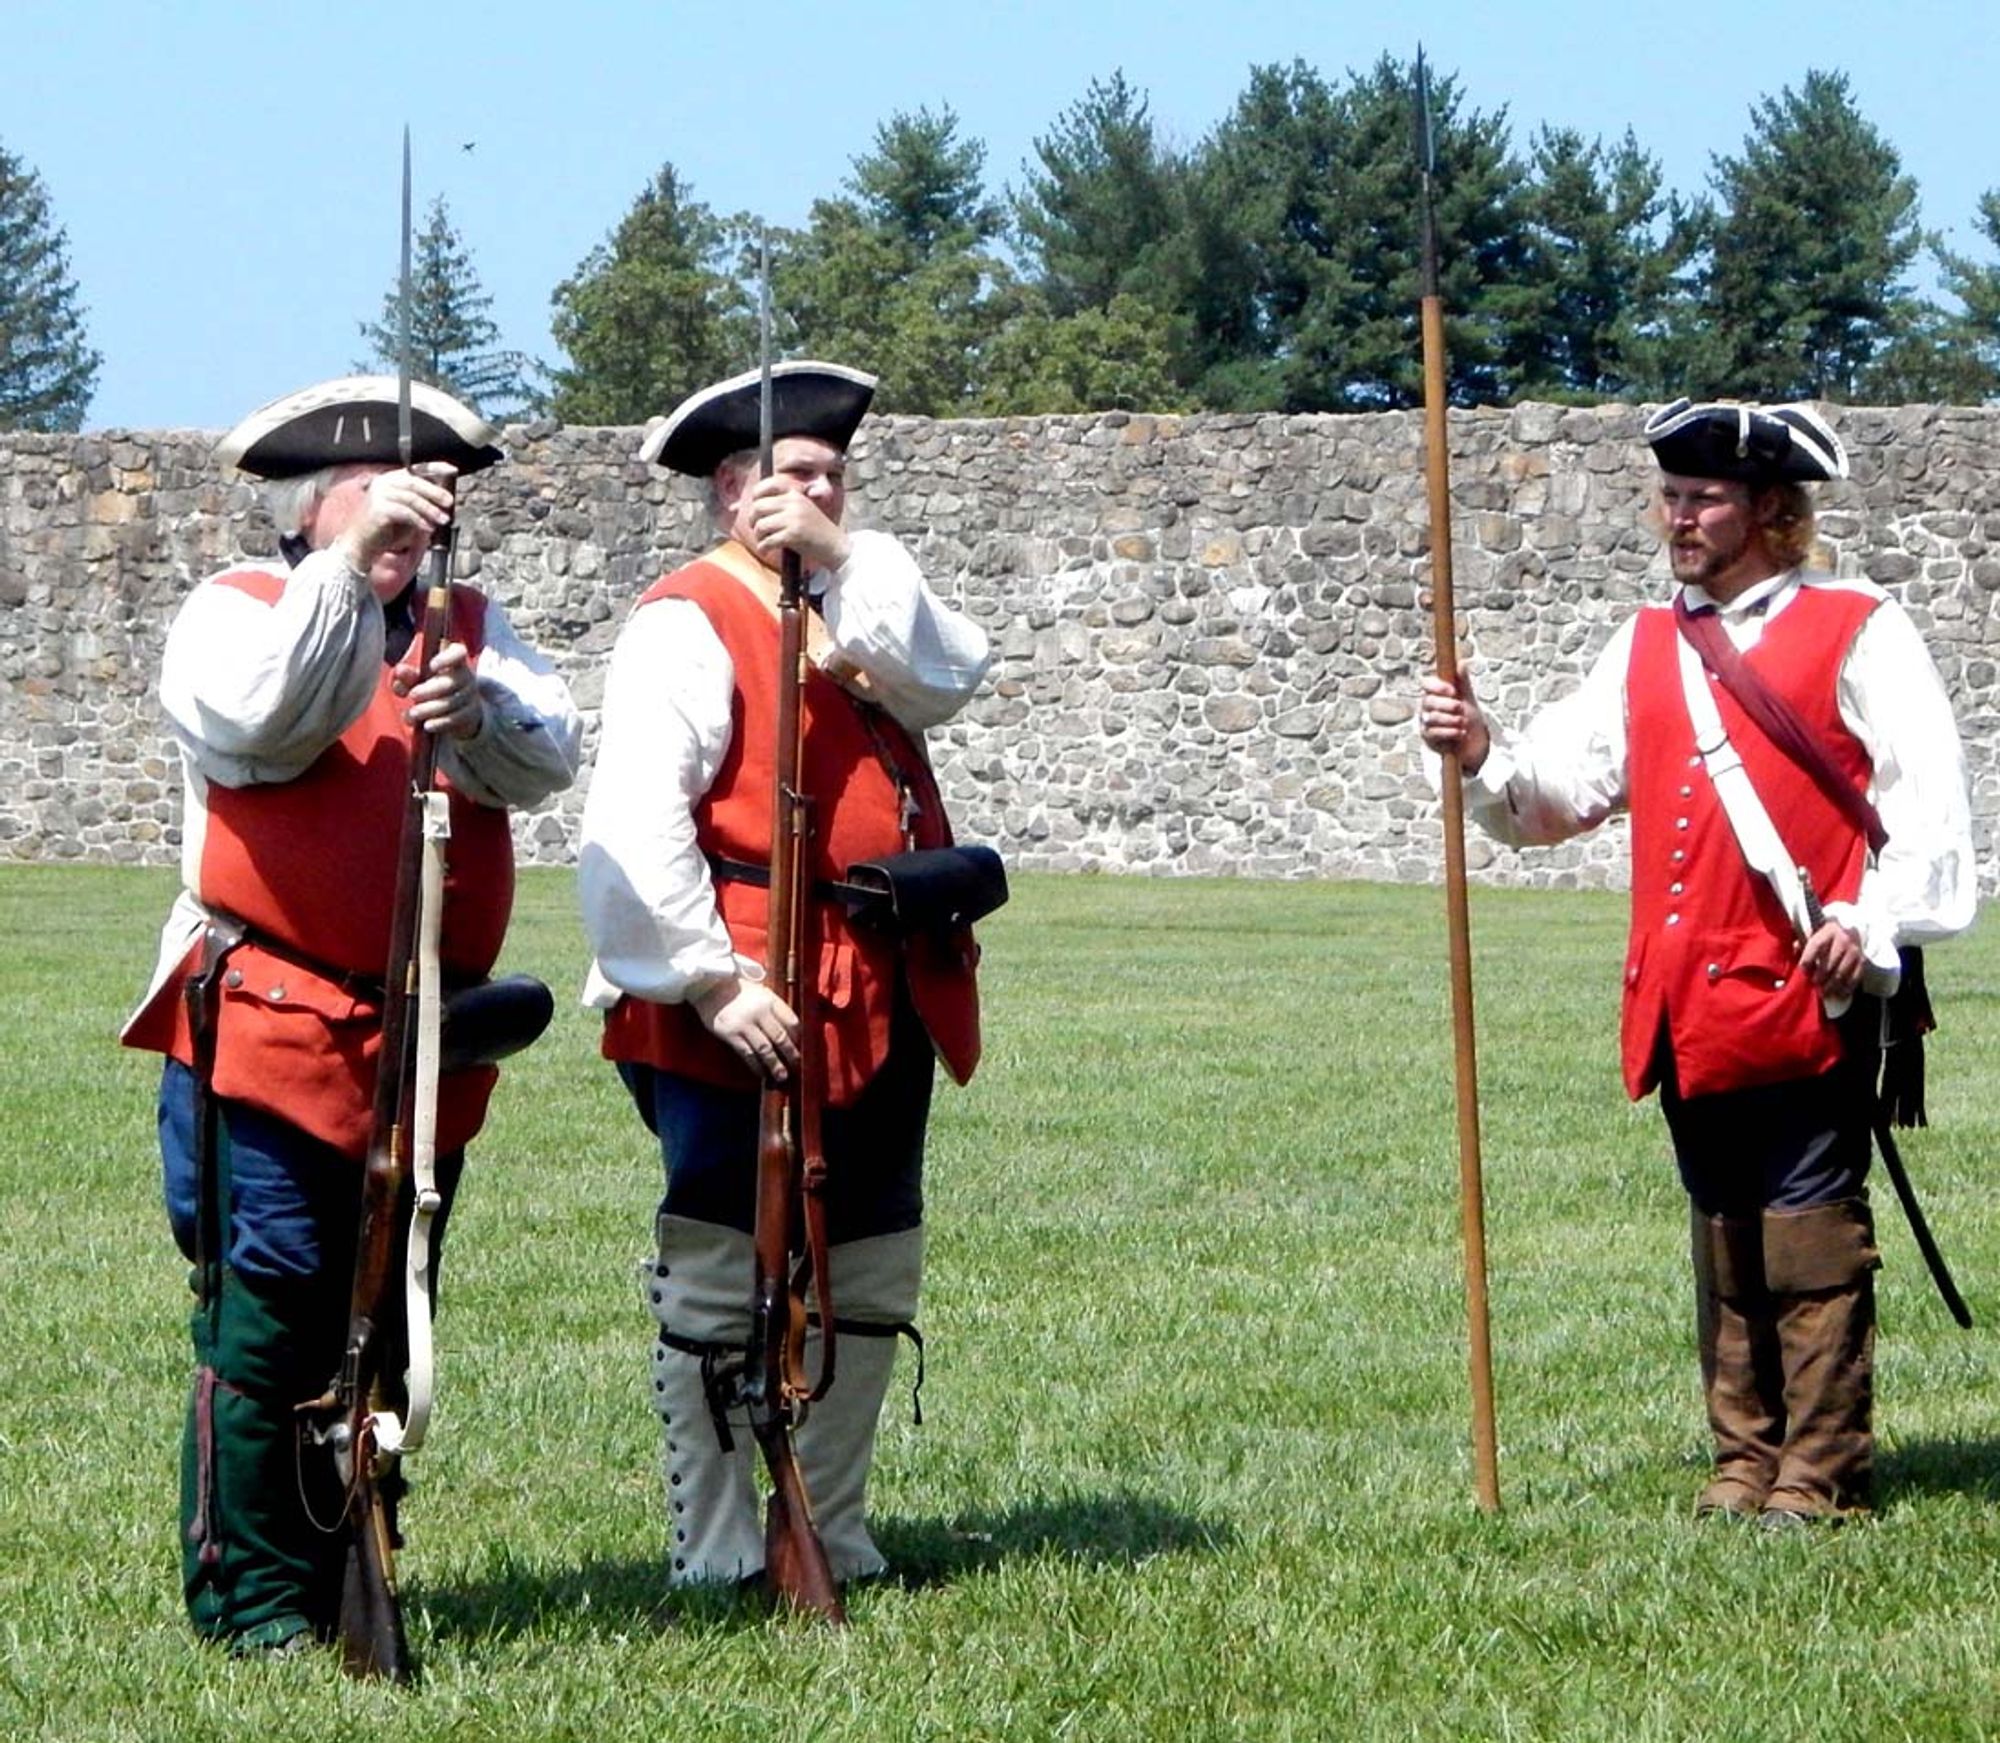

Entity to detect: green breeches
[181,1141,350,1649]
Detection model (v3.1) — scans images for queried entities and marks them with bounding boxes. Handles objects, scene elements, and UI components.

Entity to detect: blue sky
[6,0,1995,432]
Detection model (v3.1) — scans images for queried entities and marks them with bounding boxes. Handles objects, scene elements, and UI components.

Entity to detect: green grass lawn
[6,865,2000,1740]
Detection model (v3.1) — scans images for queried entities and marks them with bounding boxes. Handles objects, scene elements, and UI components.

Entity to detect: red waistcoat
[1620,584,1879,1100]
[600,558,982,1104]
[125,576,517,1158]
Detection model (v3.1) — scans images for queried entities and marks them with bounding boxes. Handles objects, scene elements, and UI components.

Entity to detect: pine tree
[1944,191,2000,374]
[1190,59,1344,409]
[0,140,100,431]
[357,195,537,420]
[849,106,1003,256]
[545,164,750,425]
[1013,72,1187,318]
[1198,55,1532,411]
[1696,70,1927,401]
[1869,189,2000,402]
[778,108,1015,416]
[1508,127,1700,401]
[992,72,1207,411]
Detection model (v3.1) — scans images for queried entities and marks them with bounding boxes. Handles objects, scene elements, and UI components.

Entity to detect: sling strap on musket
[1673,596,1969,1326]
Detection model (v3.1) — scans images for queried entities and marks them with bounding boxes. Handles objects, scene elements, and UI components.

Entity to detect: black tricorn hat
[638,361,877,476]
[215,375,505,480]
[1643,397,1847,485]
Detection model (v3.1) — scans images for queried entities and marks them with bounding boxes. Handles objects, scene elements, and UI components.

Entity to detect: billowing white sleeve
[1460,618,1637,846]
[815,529,993,731]
[1826,602,1977,962]
[438,593,584,809]
[577,599,747,1008]
[158,550,384,786]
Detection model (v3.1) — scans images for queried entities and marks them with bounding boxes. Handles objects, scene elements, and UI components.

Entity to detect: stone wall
[4,404,1997,887]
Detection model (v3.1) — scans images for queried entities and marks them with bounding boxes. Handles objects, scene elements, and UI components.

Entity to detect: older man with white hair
[123,375,580,1653]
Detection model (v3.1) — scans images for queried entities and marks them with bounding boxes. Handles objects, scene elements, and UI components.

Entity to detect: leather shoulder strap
[1672,592,1887,853]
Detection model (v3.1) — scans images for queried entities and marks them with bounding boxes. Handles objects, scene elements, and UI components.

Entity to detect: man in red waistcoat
[123,377,582,1651]
[1419,399,1975,1524]
[579,361,993,1588]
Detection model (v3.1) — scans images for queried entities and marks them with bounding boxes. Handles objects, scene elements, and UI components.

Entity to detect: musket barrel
[742,238,847,1620]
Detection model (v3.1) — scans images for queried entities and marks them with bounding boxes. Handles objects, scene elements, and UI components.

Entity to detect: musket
[739,232,847,1621]
[302,125,457,1682]
[1415,49,1501,1514]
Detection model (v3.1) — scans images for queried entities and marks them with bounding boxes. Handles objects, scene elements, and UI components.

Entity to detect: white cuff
[1824,898,1903,998]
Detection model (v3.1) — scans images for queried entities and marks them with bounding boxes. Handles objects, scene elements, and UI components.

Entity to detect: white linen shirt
[131,546,583,1018]
[578,530,992,1010]
[1462,568,1977,976]
[160,546,583,806]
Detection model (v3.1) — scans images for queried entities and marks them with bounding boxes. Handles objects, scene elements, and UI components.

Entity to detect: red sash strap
[1673,592,1888,855]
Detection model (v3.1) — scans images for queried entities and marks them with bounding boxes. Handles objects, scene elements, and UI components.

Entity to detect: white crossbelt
[1676,627,1850,1020]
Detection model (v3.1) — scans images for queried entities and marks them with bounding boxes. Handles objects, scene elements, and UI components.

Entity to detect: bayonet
[758,230,775,480]
[397,125,413,470]
[1414,48,1440,303]
[1414,48,1436,180]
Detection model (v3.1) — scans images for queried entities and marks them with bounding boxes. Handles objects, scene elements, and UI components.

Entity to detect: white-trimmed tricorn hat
[215,375,505,480]
[1642,397,1847,485]
[638,361,876,476]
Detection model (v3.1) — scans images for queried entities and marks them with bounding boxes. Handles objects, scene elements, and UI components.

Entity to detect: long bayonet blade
[1413,47,1435,178]
[757,229,775,481]
[397,125,414,469]
[1413,48,1440,301]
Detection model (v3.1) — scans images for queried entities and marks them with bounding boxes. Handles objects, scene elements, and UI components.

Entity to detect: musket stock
[336,1442,409,1678]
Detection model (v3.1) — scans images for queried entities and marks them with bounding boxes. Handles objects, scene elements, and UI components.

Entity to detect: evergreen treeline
[5,57,1998,431]
[538,59,2000,420]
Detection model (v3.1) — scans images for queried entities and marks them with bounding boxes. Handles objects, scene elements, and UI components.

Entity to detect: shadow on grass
[1879,1435,2000,1506]
[881,1487,1232,1588]
[415,1552,684,1647]
[420,1488,1229,1645]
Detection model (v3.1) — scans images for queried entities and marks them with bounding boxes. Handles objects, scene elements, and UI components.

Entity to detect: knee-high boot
[645,1214,764,1585]
[796,1227,924,1584]
[1762,1197,1881,1520]
[1690,1206,1786,1516]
